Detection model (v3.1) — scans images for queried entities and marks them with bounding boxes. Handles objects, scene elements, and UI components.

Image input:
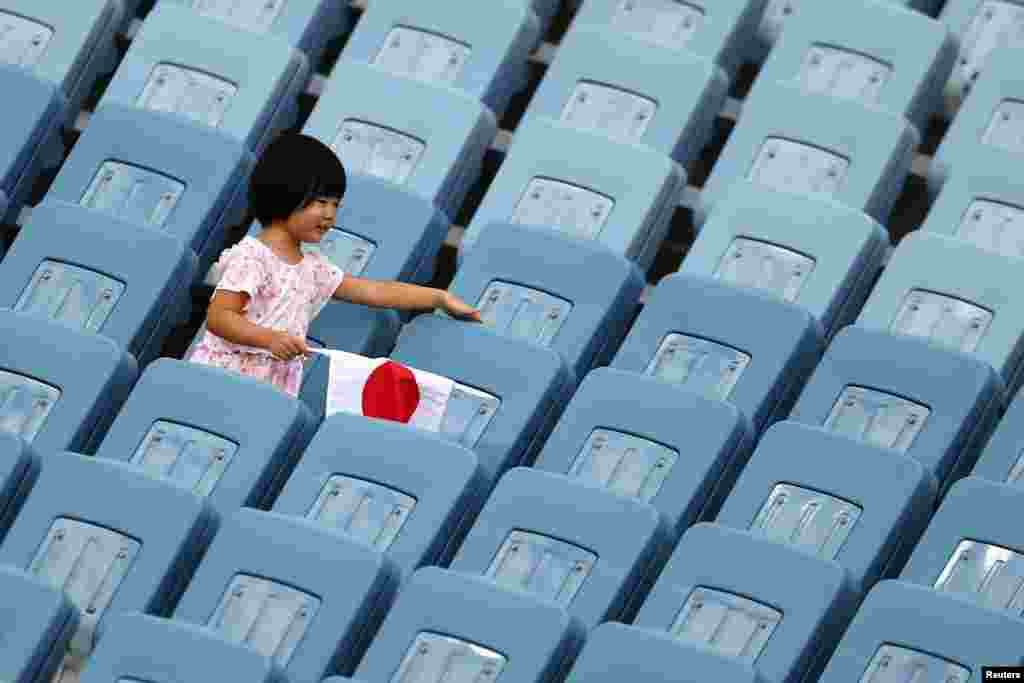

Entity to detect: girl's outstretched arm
[334,276,482,321]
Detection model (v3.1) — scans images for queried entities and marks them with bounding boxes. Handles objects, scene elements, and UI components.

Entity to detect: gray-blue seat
[272,411,485,578]
[973,387,1024,488]
[0,432,38,541]
[939,0,1024,107]
[533,368,752,538]
[612,273,823,433]
[0,565,78,683]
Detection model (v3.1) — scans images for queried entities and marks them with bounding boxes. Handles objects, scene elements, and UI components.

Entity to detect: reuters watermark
[985,667,1024,680]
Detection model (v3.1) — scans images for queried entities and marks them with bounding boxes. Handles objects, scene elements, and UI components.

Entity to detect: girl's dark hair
[248,132,347,224]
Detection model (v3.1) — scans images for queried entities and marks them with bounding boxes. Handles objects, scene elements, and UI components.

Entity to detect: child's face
[285,197,341,243]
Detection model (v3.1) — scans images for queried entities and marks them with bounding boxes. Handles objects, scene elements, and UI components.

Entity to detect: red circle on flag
[362,361,421,423]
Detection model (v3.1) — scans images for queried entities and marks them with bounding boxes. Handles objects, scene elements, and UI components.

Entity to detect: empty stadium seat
[304,59,496,222]
[355,567,584,683]
[0,565,78,683]
[565,622,766,683]
[940,0,1024,106]
[339,0,541,117]
[520,25,728,166]
[390,314,574,483]
[0,201,197,364]
[818,580,1024,680]
[612,274,823,432]
[94,359,316,517]
[98,2,310,154]
[696,83,918,228]
[857,231,1024,394]
[974,386,1024,487]
[450,224,644,381]
[272,411,486,577]
[716,421,937,595]
[46,103,254,277]
[0,454,214,677]
[788,325,1004,487]
[450,467,668,628]
[0,432,37,540]
[533,368,752,537]
[461,118,686,272]
[0,310,136,454]
[173,508,397,680]
[79,613,286,683]
[679,181,889,337]
[634,523,854,683]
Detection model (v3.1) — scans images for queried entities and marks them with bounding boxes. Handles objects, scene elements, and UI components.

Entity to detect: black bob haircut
[248,132,347,225]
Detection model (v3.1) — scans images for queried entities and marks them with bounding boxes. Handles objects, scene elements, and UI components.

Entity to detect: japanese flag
[313,349,455,432]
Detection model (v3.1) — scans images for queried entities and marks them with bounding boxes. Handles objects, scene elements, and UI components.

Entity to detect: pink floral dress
[189,237,345,397]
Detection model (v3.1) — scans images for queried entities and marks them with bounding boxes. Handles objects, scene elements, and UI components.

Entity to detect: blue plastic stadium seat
[450,467,668,628]
[79,613,286,683]
[0,454,214,675]
[47,103,254,277]
[565,622,766,683]
[520,25,728,166]
[749,0,955,133]
[173,508,397,680]
[569,0,766,80]
[789,325,1004,488]
[272,411,486,577]
[818,580,1024,681]
[716,421,936,596]
[857,231,1024,395]
[634,523,854,683]
[0,432,37,541]
[533,368,752,538]
[450,224,644,381]
[355,567,584,683]
[680,181,888,337]
[0,566,78,683]
[462,118,686,272]
[929,50,1024,196]
[0,310,137,454]
[339,0,540,118]
[98,2,310,155]
[697,83,918,228]
[939,0,1024,107]
[305,59,496,222]
[0,1,122,119]
[94,358,316,517]
[390,315,574,483]
[0,201,196,364]
[612,274,823,433]
[974,387,1024,488]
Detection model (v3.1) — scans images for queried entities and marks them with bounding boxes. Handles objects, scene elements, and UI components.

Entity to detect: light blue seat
[450,467,668,629]
[391,315,574,483]
[94,359,316,518]
[533,368,752,538]
[46,103,254,278]
[749,0,955,133]
[173,508,397,680]
[520,24,728,166]
[565,622,766,683]
[0,310,137,454]
[857,231,1024,394]
[272,411,486,577]
[611,274,823,433]
[305,59,496,222]
[569,0,766,80]
[0,432,38,541]
[974,387,1024,488]
[450,224,644,381]
[0,566,78,683]
[939,0,1024,107]
[98,2,310,155]
[79,613,286,683]
[818,580,1024,681]
[634,523,854,683]
[0,201,197,364]
[697,83,918,228]
[929,49,1024,196]
[461,118,686,272]
[788,325,1004,488]
[716,421,937,596]
[339,0,541,117]
[680,181,888,337]
[355,567,584,683]
[0,454,214,672]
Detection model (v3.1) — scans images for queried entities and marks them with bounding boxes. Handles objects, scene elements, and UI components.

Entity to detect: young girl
[189,132,481,397]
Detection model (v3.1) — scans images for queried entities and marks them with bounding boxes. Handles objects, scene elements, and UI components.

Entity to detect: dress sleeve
[214,240,269,301]
[310,255,345,313]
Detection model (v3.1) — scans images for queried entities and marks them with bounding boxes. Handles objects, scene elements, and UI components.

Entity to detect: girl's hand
[266,331,309,362]
[441,291,482,322]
